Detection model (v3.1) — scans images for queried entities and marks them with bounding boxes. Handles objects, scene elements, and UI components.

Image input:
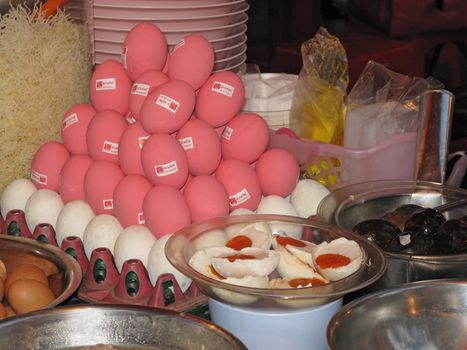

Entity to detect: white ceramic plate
[92,1,247,20]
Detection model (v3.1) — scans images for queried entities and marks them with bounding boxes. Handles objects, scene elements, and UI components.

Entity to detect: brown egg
[6,279,55,314]
[0,304,6,320]
[0,260,6,281]
[5,263,48,292]
[4,305,16,318]
[0,277,4,302]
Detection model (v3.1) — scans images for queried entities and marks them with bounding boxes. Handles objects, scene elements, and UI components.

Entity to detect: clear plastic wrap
[289,27,348,145]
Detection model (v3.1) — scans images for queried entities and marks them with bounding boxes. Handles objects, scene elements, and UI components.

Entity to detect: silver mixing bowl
[317,180,467,292]
[0,304,247,349]
[327,279,467,350]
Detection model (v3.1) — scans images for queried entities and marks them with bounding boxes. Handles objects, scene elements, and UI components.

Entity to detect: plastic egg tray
[0,209,207,313]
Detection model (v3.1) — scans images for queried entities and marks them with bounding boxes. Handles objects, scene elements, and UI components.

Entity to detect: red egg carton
[1,209,208,313]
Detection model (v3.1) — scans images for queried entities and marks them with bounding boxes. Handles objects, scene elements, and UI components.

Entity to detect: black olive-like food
[352,219,401,250]
[433,220,467,254]
[382,204,424,230]
[404,208,446,236]
[397,229,436,255]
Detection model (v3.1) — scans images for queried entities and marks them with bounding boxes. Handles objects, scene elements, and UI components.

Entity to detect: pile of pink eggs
[0,22,331,298]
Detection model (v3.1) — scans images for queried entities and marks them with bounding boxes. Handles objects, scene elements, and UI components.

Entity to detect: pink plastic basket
[269,130,417,190]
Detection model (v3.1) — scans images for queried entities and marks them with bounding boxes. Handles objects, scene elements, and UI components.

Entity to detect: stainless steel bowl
[0,235,82,309]
[317,180,467,291]
[0,304,247,349]
[327,279,467,350]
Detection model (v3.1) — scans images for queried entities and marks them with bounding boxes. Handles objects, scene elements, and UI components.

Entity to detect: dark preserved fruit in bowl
[352,219,401,251]
[353,205,467,256]
[382,204,423,230]
[403,208,446,236]
[435,220,467,254]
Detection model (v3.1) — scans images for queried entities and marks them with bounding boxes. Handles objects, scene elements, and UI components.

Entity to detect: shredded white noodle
[0,4,91,192]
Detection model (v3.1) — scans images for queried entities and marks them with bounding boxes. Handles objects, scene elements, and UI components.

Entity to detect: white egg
[189,246,235,280]
[312,237,364,281]
[55,200,95,246]
[224,207,256,237]
[269,276,327,289]
[212,275,269,305]
[256,195,302,239]
[113,225,156,272]
[273,239,327,282]
[211,247,279,278]
[24,189,64,233]
[147,234,192,293]
[227,223,272,250]
[290,179,330,218]
[0,179,37,218]
[271,234,315,266]
[83,214,122,259]
[192,229,228,251]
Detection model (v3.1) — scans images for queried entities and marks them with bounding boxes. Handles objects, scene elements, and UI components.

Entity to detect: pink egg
[141,133,189,189]
[90,60,132,114]
[167,35,214,90]
[118,121,150,176]
[140,80,195,134]
[176,119,221,175]
[184,175,229,222]
[122,23,168,81]
[59,155,93,203]
[83,160,124,215]
[143,185,191,238]
[215,159,262,211]
[255,149,300,197]
[195,71,245,127]
[31,141,70,191]
[221,113,270,164]
[128,70,169,121]
[113,174,152,228]
[86,109,127,164]
[61,103,96,155]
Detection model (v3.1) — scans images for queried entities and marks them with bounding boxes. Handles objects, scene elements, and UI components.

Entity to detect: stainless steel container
[327,279,467,350]
[317,180,467,293]
[0,235,82,309]
[0,304,247,349]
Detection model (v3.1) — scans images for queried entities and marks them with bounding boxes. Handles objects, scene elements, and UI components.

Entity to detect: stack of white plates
[65,0,249,73]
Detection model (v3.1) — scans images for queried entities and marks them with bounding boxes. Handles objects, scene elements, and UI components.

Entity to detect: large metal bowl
[0,304,247,349]
[327,279,467,350]
[317,180,467,291]
[0,235,82,310]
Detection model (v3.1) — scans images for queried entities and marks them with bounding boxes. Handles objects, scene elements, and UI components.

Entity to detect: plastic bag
[344,61,443,149]
[289,27,349,145]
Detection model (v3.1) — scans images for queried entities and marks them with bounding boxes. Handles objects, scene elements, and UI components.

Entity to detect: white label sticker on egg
[138,136,149,149]
[178,137,194,150]
[222,126,234,140]
[154,160,178,177]
[211,81,235,98]
[171,40,185,55]
[229,188,251,207]
[102,141,119,155]
[96,78,116,91]
[155,94,180,114]
[31,169,47,186]
[126,113,137,124]
[103,199,114,210]
[121,46,128,69]
[131,83,150,97]
[137,212,145,224]
[62,112,79,132]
